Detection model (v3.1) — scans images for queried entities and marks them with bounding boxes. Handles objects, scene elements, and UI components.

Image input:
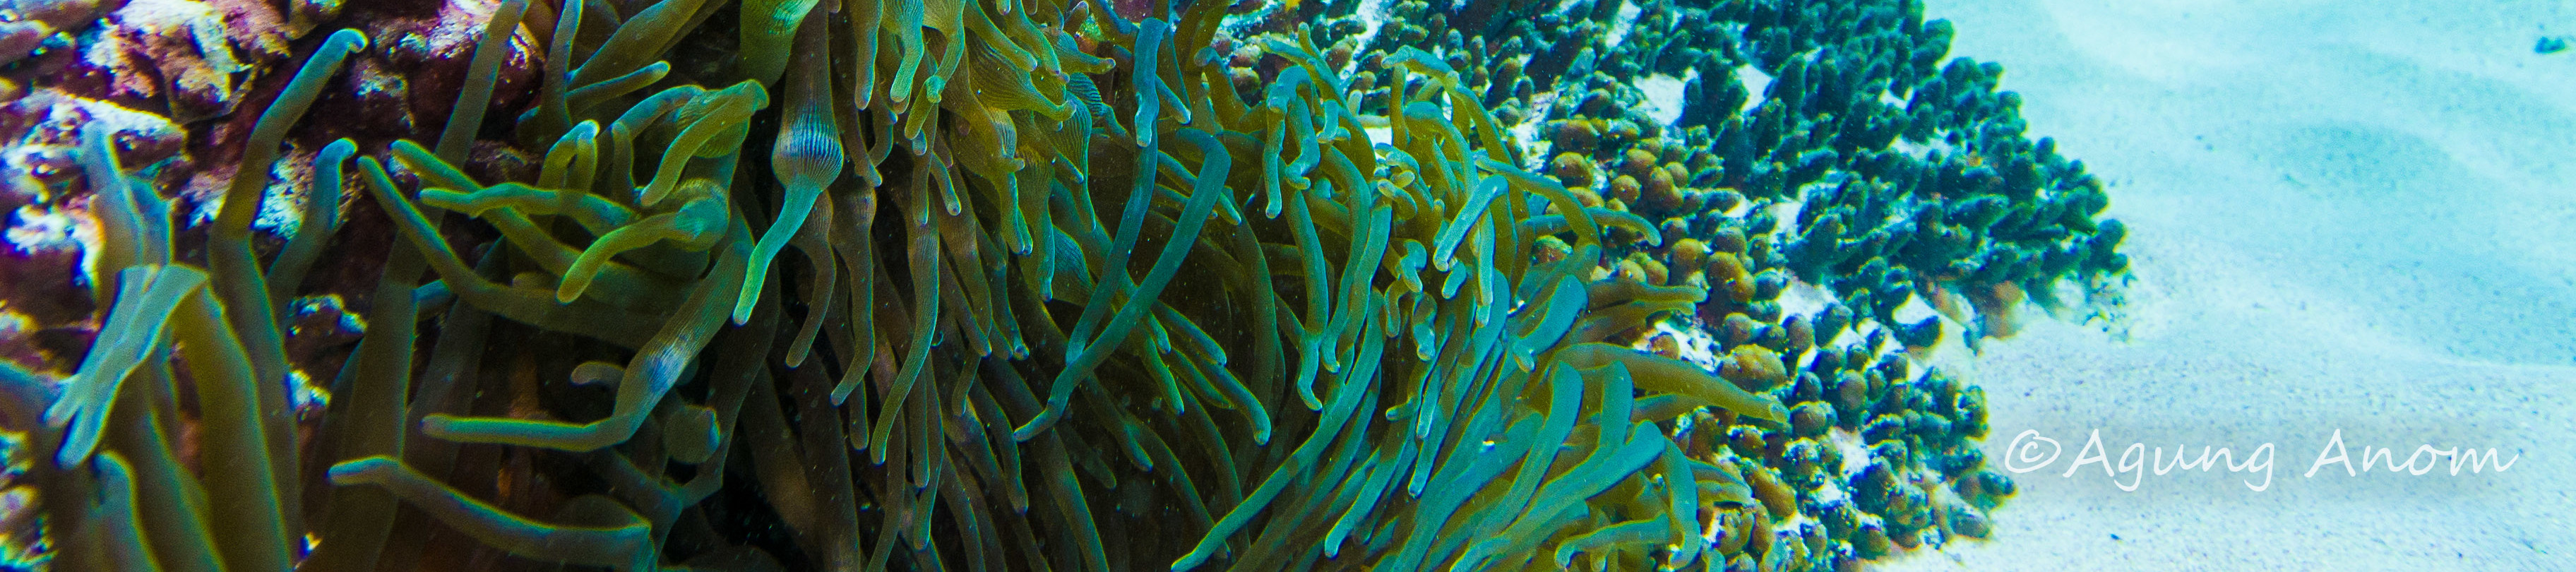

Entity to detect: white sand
[1873,1,2576,569]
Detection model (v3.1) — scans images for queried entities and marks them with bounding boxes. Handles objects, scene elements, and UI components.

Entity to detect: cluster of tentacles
[4,0,1811,570]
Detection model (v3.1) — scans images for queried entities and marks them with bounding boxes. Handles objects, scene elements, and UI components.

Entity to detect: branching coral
[0,0,2128,570]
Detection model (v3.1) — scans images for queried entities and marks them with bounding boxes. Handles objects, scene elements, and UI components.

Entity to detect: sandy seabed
[1875,1,2576,569]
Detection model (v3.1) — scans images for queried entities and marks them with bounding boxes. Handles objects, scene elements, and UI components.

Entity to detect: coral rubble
[0,0,2126,570]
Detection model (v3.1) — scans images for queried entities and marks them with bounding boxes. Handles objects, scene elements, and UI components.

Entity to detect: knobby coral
[0,0,2124,570]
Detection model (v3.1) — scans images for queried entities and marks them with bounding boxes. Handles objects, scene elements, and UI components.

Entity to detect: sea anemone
[0,0,2125,570]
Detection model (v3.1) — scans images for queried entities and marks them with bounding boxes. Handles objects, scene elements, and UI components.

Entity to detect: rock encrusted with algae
[0,0,2123,571]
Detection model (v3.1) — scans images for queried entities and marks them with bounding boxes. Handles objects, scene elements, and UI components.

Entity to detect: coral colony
[0,0,2125,569]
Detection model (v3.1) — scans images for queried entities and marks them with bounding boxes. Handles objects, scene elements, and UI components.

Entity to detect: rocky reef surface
[0,0,2125,570]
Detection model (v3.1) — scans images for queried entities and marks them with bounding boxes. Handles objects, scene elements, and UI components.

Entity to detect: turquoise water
[1889,1,2575,568]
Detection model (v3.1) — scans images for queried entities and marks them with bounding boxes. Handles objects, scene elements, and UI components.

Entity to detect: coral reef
[0,0,2126,571]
